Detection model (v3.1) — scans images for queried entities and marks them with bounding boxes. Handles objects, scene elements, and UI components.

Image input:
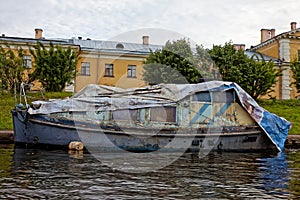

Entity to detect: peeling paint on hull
[12,110,276,152]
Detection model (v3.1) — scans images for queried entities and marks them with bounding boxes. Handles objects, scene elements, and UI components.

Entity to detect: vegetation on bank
[258,99,300,135]
[0,91,72,130]
[0,92,299,135]
[0,42,78,93]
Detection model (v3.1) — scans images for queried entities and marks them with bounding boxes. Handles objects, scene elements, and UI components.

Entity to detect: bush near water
[0,92,299,135]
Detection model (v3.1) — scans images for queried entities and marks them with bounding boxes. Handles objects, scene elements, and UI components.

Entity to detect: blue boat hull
[12,110,276,152]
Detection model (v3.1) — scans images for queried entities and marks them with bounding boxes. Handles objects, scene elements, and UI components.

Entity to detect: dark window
[212,90,235,103]
[105,64,114,77]
[192,91,211,102]
[298,50,300,61]
[23,55,32,69]
[150,106,176,122]
[112,109,138,121]
[192,90,235,103]
[127,65,136,78]
[80,62,90,75]
[116,43,124,48]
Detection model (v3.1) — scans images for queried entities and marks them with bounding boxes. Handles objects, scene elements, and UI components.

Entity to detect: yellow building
[71,36,161,92]
[250,22,300,99]
[0,29,161,92]
[0,29,80,91]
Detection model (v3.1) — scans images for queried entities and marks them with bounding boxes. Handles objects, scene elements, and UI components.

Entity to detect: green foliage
[0,92,15,130]
[208,42,281,100]
[290,59,300,93]
[164,39,194,62]
[195,44,216,78]
[29,42,78,92]
[0,44,26,92]
[0,91,72,130]
[245,54,281,100]
[208,42,248,80]
[143,39,204,84]
[258,99,300,135]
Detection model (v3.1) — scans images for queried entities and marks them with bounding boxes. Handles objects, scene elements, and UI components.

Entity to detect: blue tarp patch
[260,111,291,151]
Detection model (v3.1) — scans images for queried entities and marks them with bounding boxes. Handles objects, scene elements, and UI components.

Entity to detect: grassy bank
[258,100,300,135]
[0,92,299,134]
[0,91,72,130]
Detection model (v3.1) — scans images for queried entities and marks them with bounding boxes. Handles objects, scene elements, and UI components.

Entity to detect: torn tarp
[28,81,291,151]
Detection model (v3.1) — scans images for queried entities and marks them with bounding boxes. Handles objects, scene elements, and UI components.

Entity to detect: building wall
[98,57,146,89]
[75,55,99,91]
[0,39,80,91]
[255,37,300,99]
[75,52,147,92]
[256,42,279,59]
[289,38,300,61]
[0,42,38,90]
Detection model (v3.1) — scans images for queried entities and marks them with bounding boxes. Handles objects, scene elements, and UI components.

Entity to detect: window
[192,90,236,103]
[150,106,176,122]
[212,90,236,103]
[80,62,90,76]
[116,43,124,49]
[23,55,32,69]
[105,64,114,77]
[127,65,136,78]
[192,91,211,102]
[113,109,138,121]
[298,50,300,61]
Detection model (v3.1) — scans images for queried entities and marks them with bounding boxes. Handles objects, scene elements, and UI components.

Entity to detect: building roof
[63,38,162,55]
[0,36,78,47]
[0,35,162,55]
[251,27,300,50]
[244,50,280,63]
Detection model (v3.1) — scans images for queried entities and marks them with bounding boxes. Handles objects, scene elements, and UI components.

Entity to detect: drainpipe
[275,37,283,100]
[96,52,101,84]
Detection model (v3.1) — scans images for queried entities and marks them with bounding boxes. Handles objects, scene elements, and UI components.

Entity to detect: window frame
[150,106,176,123]
[127,65,137,78]
[104,64,114,77]
[80,62,90,76]
[23,55,32,69]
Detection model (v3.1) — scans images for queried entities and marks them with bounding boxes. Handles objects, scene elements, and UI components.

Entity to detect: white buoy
[68,141,84,151]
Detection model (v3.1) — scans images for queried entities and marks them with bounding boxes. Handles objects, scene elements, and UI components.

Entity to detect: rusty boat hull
[12,110,276,152]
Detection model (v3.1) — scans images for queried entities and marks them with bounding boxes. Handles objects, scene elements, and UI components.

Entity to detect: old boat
[12,81,290,152]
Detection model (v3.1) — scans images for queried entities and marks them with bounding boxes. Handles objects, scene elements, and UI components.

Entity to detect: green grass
[258,99,300,135]
[1,92,300,135]
[0,91,73,130]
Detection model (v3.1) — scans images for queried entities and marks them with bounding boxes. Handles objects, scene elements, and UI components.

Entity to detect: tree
[208,42,248,81]
[195,44,217,78]
[143,39,203,84]
[0,44,26,93]
[290,59,300,93]
[29,42,78,92]
[208,42,281,100]
[240,55,281,100]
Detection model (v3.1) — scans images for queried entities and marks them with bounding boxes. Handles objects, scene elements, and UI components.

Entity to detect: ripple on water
[0,146,299,199]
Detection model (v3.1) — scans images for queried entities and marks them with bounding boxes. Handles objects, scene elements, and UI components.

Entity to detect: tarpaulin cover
[28,81,291,151]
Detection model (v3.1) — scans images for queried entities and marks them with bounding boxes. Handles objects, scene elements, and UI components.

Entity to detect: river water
[0,144,299,199]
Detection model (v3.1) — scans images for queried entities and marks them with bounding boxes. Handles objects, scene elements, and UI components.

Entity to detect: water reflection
[258,152,289,197]
[0,145,299,199]
[0,144,14,178]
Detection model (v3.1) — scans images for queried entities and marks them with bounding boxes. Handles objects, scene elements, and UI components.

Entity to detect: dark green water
[0,144,299,199]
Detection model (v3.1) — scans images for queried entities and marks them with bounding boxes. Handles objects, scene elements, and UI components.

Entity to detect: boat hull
[12,110,276,152]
